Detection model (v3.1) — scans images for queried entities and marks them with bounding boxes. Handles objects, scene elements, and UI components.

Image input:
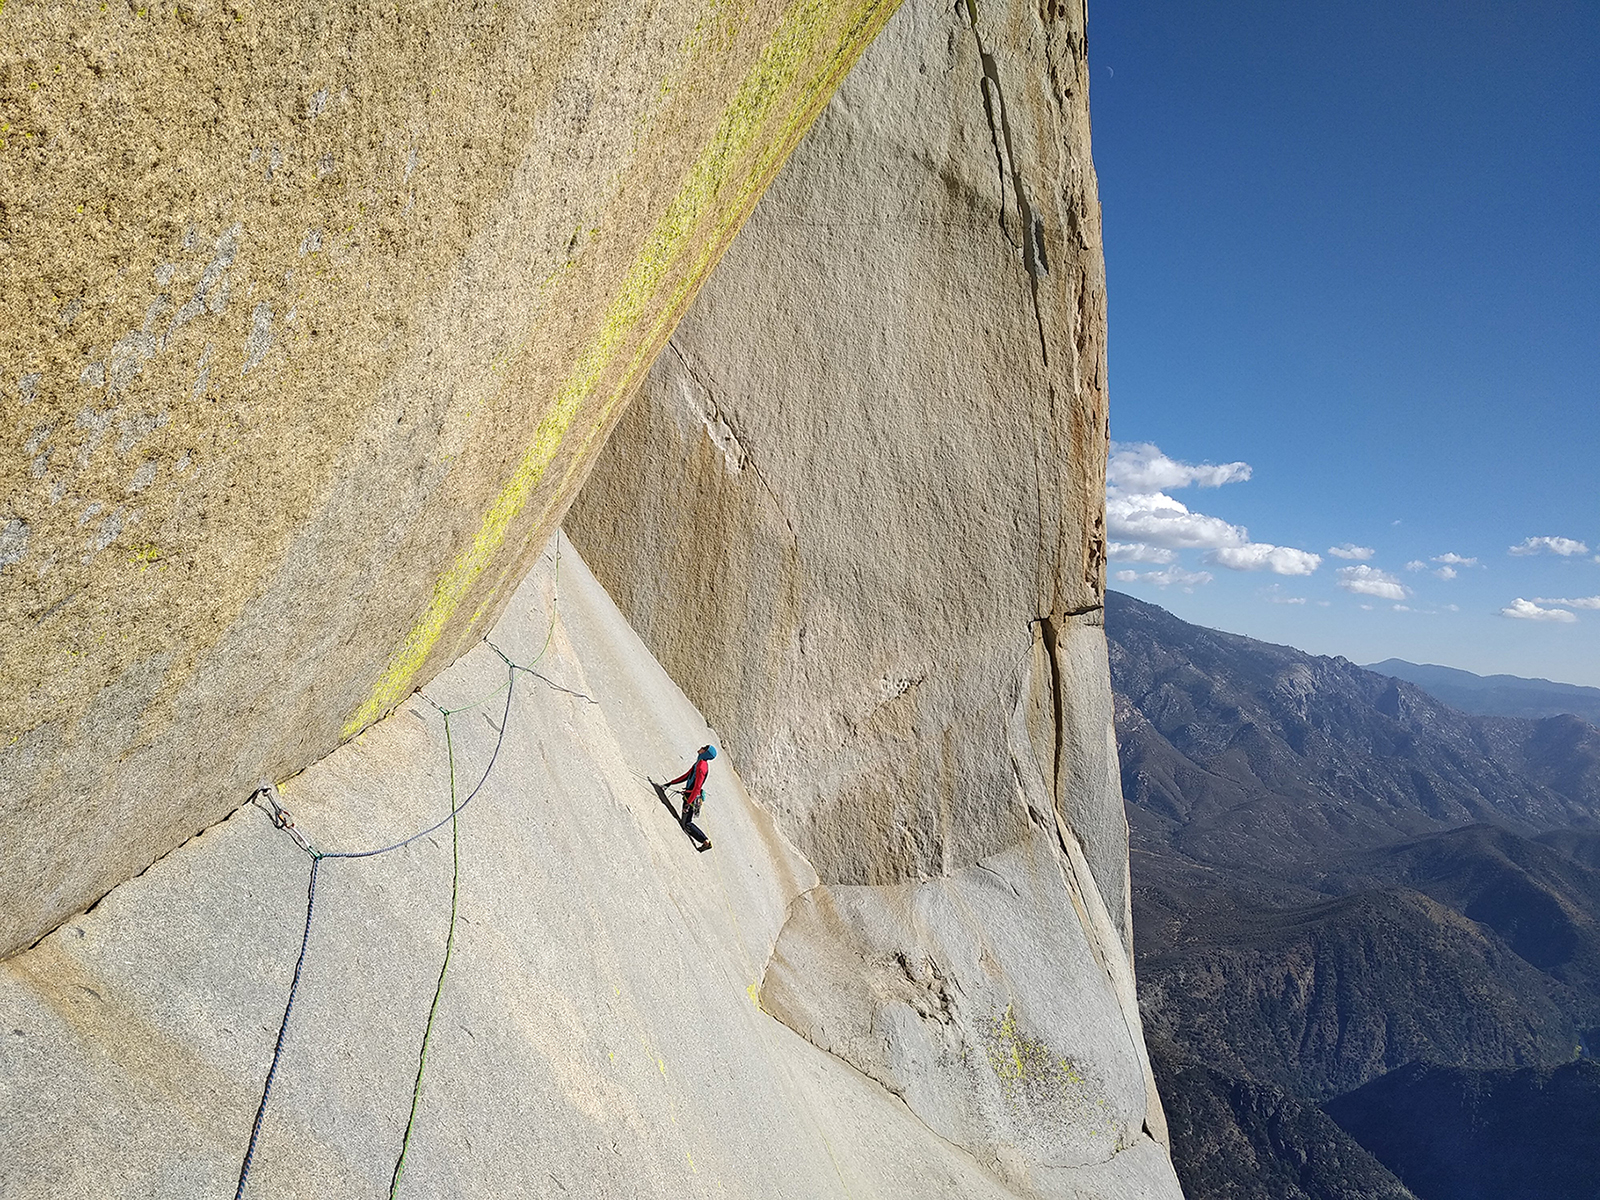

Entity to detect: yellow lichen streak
[449,0,897,674]
[344,0,901,738]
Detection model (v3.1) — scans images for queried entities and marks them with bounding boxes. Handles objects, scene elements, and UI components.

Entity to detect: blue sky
[1090,0,1600,686]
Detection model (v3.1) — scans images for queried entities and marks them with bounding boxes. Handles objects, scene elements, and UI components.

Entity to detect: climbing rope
[233,854,320,1200]
[315,675,517,861]
[389,712,463,1199]
[235,540,568,1198]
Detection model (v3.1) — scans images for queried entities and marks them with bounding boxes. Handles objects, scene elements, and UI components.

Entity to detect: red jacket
[666,758,709,803]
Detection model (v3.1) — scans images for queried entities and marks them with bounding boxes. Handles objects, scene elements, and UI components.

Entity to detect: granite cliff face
[0,0,900,958]
[566,0,1125,933]
[568,0,1175,1188]
[3,538,1179,1198]
[2,2,1182,1195]
[1,540,1171,1198]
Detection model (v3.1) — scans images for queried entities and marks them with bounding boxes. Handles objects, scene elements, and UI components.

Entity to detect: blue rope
[317,672,516,860]
[235,853,320,1200]
[237,537,564,1194]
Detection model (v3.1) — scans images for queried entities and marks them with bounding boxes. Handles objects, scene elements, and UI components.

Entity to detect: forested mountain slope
[1107,590,1600,1200]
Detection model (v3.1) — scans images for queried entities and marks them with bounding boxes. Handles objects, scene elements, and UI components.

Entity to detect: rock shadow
[650,779,711,852]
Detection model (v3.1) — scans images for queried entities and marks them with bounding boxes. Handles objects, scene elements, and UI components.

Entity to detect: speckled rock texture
[566,0,1128,931]
[565,0,1173,1177]
[0,538,1181,1198]
[0,0,901,959]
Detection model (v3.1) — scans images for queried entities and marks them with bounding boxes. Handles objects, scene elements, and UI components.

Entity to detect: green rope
[432,674,512,718]
[425,538,562,717]
[530,541,561,666]
[248,538,567,1195]
[389,711,463,1199]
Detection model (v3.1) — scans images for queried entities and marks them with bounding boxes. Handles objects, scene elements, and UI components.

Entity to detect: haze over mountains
[1106,591,1600,1200]
[1366,659,1600,726]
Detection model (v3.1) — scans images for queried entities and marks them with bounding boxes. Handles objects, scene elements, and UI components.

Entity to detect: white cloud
[1404,560,1428,572]
[1434,553,1477,566]
[1533,595,1600,609]
[1105,441,1321,573]
[1106,442,1251,492]
[1446,604,1460,612]
[1393,604,1412,612]
[1433,566,1457,580]
[1106,541,1177,564]
[1328,544,1374,560]
[1261,585,1307,605]
[1509,536,1590,557]
[1337,565,1410,601]
[1114,565,1214,590]
[1105,489,1249,550]
[1208,543,1322,575]
[1500,597,1578,623]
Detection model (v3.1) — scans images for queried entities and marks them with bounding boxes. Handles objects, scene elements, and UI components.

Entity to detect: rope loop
[238,534,565,1196]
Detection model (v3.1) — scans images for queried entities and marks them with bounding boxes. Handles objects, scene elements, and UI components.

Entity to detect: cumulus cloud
[1328,544,1374,560]
[1106,442,1251,492]
[1106,541,1177,564]
[1104,441,1321,572]
[1409,553,1471,579]
[1500,598,1578,623]
[1208,543,1322,575]
[1509,536,1590,557]
[1105,442,1322,577]
[1113,566,1214,590]
[1533,595,1600,610]
[1105,488,1249,550]
[1337,565,1410,601]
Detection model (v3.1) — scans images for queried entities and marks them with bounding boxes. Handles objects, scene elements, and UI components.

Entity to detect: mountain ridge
[1107,589,1600,1200]
[1365,659,1600,724]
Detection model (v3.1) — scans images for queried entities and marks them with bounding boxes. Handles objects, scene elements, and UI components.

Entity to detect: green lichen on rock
[0,0,902,961]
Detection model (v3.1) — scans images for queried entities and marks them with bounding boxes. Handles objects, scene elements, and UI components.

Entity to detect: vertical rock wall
[566,0,1129,942]
[0,0,901,959]
[565,7,1177,1185]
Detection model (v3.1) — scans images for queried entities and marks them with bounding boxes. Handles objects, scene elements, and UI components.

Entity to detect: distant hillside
[1326,1060,1600,1200]
[1151,1037,1416,1200]
[1366,659,1600,724]
[1109,594,1600,870]
[1106,591,1600,1200]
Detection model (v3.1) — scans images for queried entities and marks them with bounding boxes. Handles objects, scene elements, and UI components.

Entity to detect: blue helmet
[700,745,717,760]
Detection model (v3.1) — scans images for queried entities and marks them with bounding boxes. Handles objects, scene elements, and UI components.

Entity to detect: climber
[663,745,717,848]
